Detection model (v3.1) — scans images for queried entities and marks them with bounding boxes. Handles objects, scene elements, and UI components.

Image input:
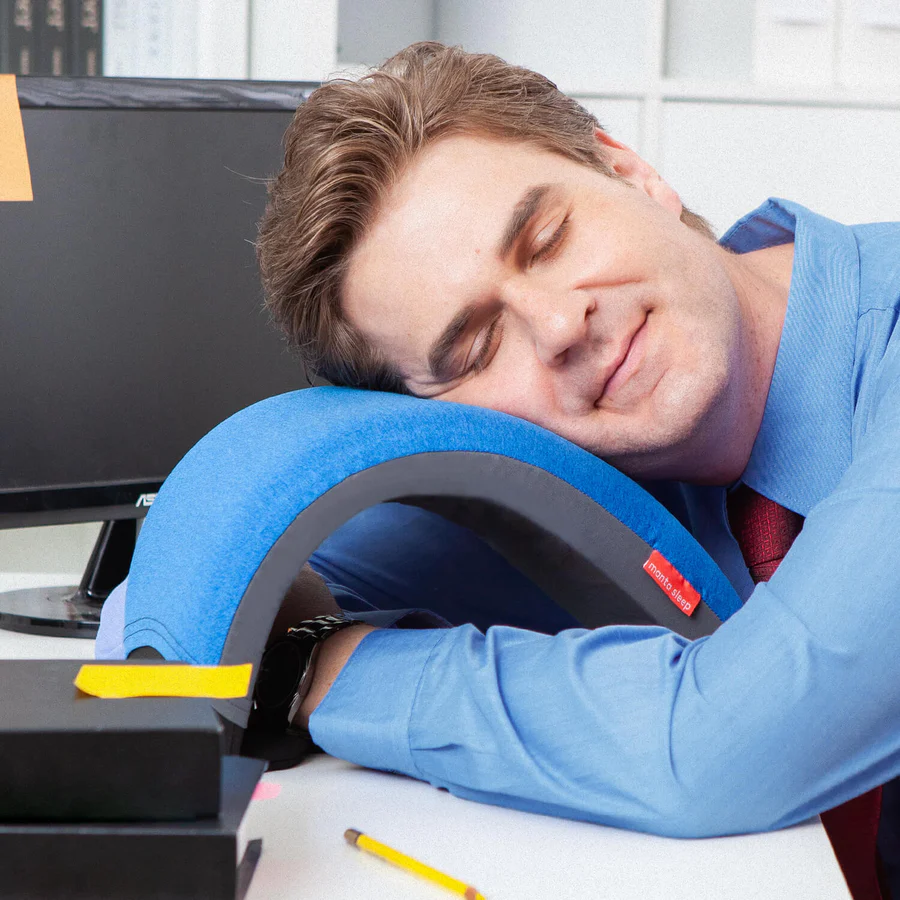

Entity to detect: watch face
[255,639,306,711]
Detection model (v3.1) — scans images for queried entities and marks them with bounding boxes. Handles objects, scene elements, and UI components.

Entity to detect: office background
[2,0,899,587]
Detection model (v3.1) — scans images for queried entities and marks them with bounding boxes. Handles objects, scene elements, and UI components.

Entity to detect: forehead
[342,135,576,371]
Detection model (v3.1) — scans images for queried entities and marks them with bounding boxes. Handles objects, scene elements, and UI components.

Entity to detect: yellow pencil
[344,828,487,900]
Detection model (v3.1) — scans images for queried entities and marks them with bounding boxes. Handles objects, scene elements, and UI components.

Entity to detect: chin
[597,385,727,480]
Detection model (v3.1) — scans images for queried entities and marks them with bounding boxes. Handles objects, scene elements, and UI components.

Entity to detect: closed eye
[468,316,503,374]
[531,215,569,265]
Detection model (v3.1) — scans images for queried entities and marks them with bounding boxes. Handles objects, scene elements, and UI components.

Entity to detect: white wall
[337,0,434,66]
[0,523,100,585]
[436,0,655,93]
[661,102,900,235]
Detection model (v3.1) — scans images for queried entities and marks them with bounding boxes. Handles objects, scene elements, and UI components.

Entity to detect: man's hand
[264,563,377,730]
[295,622,375,729]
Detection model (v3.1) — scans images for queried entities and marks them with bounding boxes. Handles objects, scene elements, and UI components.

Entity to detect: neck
[714,241,793,483]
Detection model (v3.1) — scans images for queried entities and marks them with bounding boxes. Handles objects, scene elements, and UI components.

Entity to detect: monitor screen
[0,78,316,527]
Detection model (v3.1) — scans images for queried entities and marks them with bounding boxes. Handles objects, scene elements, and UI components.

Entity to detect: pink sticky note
[252,781,282,801]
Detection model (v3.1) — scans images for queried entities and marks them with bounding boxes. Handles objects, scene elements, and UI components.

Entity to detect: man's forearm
[299,595,900,839]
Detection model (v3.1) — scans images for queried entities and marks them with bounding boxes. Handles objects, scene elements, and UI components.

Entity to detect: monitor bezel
[16,75,317,111]
[2,76,316,529]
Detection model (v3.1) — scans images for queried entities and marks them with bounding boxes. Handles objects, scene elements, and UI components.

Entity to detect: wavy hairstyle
[257,41,713,391]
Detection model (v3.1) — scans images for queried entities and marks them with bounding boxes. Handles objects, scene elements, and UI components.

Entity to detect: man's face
[343,134,751,479]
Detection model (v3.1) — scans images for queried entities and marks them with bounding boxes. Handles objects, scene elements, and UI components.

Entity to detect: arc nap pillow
[123,387,742,751]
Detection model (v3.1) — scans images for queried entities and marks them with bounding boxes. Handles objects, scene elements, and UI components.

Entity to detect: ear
[594,129,683,218]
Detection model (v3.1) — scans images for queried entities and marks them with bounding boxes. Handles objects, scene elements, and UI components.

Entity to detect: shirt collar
[720,199,861,516]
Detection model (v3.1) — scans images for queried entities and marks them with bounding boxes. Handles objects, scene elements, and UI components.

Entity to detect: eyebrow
[497,183,554,260]
[426,183,555,380]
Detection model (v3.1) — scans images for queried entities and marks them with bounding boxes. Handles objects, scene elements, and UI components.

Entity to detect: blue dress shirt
[309,199,900,838]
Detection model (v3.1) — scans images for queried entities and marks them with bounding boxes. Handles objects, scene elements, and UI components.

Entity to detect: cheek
[443,357,557,427]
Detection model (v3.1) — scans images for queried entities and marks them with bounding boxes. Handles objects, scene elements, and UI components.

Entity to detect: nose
[501,276,593,367]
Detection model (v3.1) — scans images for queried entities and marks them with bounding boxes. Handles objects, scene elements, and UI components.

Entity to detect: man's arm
[299,390,900,838]
[262,563,378,729]
[295,623,374,729]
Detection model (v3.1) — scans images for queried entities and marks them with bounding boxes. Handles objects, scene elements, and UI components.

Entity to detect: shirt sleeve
[95,577,128,659]
[310,367,900,838]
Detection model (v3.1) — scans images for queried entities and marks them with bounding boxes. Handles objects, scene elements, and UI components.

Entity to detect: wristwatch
[253,613,356,731]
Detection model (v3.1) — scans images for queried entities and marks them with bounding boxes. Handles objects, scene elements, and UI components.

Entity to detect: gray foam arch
[168,451,723,731]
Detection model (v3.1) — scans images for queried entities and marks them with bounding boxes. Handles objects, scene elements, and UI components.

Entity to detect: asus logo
[135,493,157,508]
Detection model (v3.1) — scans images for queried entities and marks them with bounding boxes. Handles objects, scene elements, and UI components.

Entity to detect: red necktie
[728,483,884,900]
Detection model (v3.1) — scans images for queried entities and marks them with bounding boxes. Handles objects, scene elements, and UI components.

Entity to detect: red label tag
[643,550,701,617]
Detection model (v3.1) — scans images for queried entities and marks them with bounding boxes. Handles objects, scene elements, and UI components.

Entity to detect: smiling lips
[597,316,649,406]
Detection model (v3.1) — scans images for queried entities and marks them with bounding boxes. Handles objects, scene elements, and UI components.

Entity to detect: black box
[0,659,223,822]
[0,755,265,900]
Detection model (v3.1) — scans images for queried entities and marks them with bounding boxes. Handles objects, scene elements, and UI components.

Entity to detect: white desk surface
[0,618,852,900]
[247,756,851,900]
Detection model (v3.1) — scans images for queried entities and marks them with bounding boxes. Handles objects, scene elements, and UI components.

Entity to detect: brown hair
[257,41,713,391]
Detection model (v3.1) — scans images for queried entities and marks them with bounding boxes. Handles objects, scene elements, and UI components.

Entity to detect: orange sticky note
[0,74,33,202]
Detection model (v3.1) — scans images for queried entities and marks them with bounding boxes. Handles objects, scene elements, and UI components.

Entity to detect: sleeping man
[98,42,900,899]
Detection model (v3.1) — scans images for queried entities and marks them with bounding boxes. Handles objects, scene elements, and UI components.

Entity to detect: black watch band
[254,613,356,731]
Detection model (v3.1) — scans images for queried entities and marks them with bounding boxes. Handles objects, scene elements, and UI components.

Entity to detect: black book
[4,0,37,74]
[36,0,68,74]
[0,755,265,900]
[69,0,100,75]
[0,0,7,72]
[0,659,223,823]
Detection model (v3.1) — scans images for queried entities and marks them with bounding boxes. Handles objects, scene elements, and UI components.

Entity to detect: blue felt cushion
[123,387,742,664]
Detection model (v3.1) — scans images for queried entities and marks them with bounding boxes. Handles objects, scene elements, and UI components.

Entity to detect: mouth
[597,315,649,406]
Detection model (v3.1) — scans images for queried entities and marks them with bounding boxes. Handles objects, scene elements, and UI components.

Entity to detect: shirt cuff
[308,627,450,776]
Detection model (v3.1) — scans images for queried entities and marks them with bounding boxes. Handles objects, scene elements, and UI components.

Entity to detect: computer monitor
[0,76,317,636]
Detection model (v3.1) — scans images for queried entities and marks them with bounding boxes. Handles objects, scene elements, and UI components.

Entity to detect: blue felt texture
[123,387,742,663]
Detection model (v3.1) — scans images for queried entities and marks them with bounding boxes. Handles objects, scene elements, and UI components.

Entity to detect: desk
[247,755,851,900]
[0,621,852,900]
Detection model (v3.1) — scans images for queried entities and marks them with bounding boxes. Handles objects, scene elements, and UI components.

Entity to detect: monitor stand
[0,519,137,638]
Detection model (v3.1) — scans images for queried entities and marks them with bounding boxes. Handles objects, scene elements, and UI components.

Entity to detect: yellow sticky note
[75,663,253,699]
[0,75,33,202]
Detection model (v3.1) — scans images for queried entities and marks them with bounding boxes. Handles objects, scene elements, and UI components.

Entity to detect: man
[98,40,900,896]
